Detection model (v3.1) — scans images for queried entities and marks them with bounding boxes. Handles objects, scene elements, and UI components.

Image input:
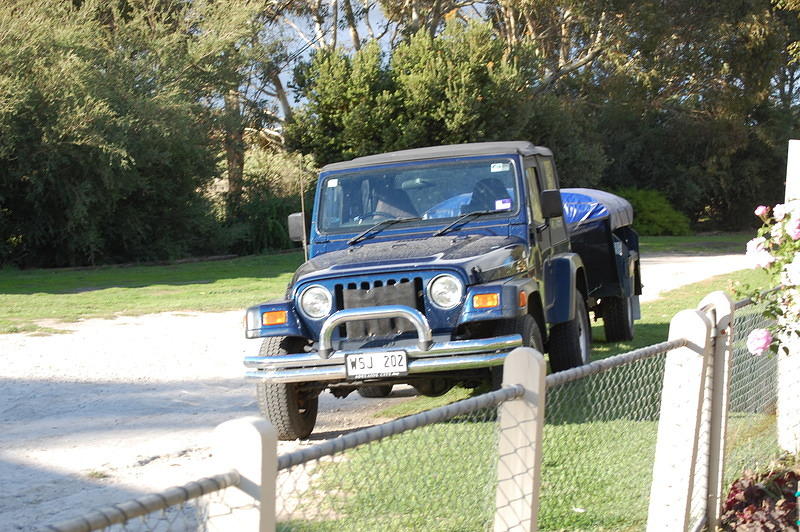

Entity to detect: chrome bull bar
[317,305,432,359]
[245,305,523,384]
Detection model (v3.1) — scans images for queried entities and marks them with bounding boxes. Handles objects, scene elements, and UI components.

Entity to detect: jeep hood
[291,234,527,287]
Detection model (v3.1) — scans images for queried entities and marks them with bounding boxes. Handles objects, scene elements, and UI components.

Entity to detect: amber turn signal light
[262,311,287,326]
[473,293,500,309]
[519,290,528,308]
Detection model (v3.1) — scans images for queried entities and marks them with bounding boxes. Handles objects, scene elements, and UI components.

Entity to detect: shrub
[719,463,798,530]
[222,148,317,255]
[614,188,692,236]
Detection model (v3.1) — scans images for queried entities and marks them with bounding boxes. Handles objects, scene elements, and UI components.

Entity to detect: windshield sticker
[327,178,338,188]
[491,163,510,173]
[495,198,512,211]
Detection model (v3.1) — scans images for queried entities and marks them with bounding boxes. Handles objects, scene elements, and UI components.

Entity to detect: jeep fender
[544,253,587,326]
[458,276,538,325]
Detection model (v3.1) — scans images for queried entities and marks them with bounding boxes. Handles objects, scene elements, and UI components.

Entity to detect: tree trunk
[224,90,245,217]
[343,0,361,50]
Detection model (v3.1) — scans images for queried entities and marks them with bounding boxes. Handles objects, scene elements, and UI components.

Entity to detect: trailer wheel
[603,296,635,342]
[357,384,393,398]
[548,293,592,372]
[255,336,319,440]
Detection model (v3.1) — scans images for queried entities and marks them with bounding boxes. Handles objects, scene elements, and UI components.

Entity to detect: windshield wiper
[433,210,498,237]
[348,217,421,246]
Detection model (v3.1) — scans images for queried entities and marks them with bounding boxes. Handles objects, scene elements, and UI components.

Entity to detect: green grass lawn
[277,415,661,531]
[0,231,753,335]
[0,252,304,333]
[638,231,753,255]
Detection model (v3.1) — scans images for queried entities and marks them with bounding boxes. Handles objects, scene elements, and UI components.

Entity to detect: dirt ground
[0,252,753,530]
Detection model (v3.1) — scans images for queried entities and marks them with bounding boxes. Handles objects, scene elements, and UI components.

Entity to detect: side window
[540,158,558,190]
[525,167,544,224]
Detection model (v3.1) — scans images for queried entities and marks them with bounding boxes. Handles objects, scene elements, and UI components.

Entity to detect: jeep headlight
[428,274,464,309]
[299,285,332,319]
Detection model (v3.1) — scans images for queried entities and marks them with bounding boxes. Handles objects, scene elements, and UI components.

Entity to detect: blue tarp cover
[561,188,634,231]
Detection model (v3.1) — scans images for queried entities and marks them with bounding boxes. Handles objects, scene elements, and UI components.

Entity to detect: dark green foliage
[286,22,533,167]
[220,148,314,255]
[0,0,260,267]
[614,188,692,236]
[521,95,607,188]
[3,0,800,268]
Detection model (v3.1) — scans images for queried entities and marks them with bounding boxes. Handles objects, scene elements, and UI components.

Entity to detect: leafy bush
[719,463,798,531]
[614,188,692,236]
[0,0,260,267]
[222,148,317,255]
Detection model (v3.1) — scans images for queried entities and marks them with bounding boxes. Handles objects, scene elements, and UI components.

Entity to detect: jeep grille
[335,277,425,338]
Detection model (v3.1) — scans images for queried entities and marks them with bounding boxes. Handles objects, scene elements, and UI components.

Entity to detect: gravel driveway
[0,252,753,530]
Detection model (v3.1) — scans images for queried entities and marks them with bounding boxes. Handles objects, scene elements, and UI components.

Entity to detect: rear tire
[255,336,319,440]
[603,296,635,342]
[357,384,393,398]
[548,293,592,372]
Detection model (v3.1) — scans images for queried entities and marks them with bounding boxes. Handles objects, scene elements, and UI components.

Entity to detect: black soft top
[321,142,553,172]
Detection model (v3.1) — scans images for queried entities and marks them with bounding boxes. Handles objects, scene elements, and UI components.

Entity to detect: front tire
[492,313,544,388]
[603,296,635,342]
[255,336,319,440]
[357,384,393,398]
[548,292,592,372]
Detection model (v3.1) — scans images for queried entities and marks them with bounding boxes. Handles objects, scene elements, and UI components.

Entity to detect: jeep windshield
[318,157,520,234]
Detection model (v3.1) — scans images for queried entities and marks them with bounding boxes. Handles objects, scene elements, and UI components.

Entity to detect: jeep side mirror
[288,212,305,242]
[541,189,563,219]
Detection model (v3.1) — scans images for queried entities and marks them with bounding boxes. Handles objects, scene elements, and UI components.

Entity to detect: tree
[0,0,265,266]
[286,21,532,165]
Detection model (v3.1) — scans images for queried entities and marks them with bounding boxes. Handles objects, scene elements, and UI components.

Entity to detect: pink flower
[782,255,800,286]
[746,237,776,268]
[746,237,766,254]
[754,205,770,217]
[787,216,800,241]
[746,328,772,356]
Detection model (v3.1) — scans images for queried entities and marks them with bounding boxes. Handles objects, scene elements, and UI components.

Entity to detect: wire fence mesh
[538,346,670,531]
[43,472,252,532]
[724,298,780,486]
[276,407,499,531]
[43,293,794,532]
[274,385,525,532]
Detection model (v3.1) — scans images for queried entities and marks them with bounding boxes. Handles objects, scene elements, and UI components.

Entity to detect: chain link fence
[725,298,780,485]
[275,385,523,531]
[43,471,254,532]
[538,341,679,531]
[42,291,793,532]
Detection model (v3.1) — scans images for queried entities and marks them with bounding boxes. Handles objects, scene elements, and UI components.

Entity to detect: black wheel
[492,313,544,388]
[413,379,452,397]
[548,293,592,372]
[357,384,393,398]
[255,336,319,440]
[603,296,635,342]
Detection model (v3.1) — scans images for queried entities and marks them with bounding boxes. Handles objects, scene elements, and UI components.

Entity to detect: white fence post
[493,346,547,532]
[213,416,277,532]
[646,309,712,532]
[777,339,800,454]
[697,291,735,528]
[779,141,800,454]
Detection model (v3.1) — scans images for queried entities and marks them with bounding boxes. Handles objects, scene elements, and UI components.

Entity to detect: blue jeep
[243,141,641,439]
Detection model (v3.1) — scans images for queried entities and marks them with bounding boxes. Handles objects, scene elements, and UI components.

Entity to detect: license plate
[345,351,408,379]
